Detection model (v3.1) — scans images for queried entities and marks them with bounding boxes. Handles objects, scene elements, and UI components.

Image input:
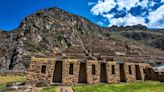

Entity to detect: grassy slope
[0,75,56,92]
[110,31,142,45]
[73,81,164,92]
[0,76,26,84]
[0,75,26,90]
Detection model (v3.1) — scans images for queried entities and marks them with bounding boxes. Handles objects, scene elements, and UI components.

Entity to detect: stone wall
[124,63,136,82]
[107,62,120,83]
[62,59,80,85]
[26,58,55,86]
[86,60,100,84]
[139,63,150,81]
[26,57,155,86]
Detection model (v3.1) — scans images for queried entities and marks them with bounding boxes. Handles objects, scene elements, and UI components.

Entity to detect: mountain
[122,31,164,50]
[0,7,164,72]
[110,26,164,50]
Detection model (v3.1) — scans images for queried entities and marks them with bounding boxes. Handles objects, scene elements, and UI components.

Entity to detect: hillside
[0,7,164,71]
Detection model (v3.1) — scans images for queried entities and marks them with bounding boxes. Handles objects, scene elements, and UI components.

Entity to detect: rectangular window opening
[92,64,96,75]
[69,63,74,75]
[149,68,152,74]
[41,65,46,73]
[129,65,132,74]
[112,65,115,74]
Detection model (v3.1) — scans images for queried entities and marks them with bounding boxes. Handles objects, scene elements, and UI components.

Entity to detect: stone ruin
[24,33,164,86]
[26,57,163,86]
[26,39,164,86]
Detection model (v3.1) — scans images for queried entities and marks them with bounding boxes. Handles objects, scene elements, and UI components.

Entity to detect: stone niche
[26,57,156,86]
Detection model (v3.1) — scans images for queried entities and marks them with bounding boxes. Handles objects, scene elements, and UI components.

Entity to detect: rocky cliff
[0,7,164,72]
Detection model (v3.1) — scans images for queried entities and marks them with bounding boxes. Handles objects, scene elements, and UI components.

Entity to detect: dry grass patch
[0,75,26,84]
[0,75,26,90]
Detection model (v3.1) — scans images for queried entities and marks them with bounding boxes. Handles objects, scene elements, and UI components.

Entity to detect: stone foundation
[26,57,158,86]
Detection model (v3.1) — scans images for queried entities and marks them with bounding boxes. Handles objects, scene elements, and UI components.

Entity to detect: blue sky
[0,0,163,31]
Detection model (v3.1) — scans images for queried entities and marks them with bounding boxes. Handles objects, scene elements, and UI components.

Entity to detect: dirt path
[56,86,74,92]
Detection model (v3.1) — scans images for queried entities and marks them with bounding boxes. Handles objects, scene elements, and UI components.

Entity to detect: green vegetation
[0,75,26,90]
[110,31,141,45]
[0,84,5,90]
[0,76,163,92]
[73,81,164,92]
[41,86,56,92]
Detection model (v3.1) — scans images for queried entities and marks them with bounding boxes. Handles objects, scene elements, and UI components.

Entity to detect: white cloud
[88,2,96,6]
[90,0,164,28]
[102,14,114,19]
[161,0,164,3]
[148,5,164,28]
[137,0,149,9]
[123,14,146,26]
[141,11,147,16]
[149,1,156,7]
[97,21,103,26]
[147,1,156,12]
[90,0,116,15]
[107,13,146,27]
[116,0,139,11]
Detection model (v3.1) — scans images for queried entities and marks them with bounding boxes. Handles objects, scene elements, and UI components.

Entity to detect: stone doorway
[119,64,126,82]
[100,63,107,83]
[135,65,142,80]
[78,62,87,83]
[53,61,62,83]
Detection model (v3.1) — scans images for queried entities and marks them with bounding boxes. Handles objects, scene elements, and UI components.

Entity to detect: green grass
[0,75,57,92]
[41,86,56,92]
[0,75,26,90]
[73,81,164,92]
[0,84,5,90]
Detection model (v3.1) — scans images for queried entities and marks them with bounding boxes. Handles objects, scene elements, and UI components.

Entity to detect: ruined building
[26,34,164,86]
[26,33,164,86]
[26,53,163,86]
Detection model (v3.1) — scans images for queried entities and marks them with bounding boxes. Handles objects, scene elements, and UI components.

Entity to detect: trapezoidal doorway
[78,62,87,83]
[119,64,126,82]
[100,63,107,83]
[135,65,142,80]
[53,61,62,83]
